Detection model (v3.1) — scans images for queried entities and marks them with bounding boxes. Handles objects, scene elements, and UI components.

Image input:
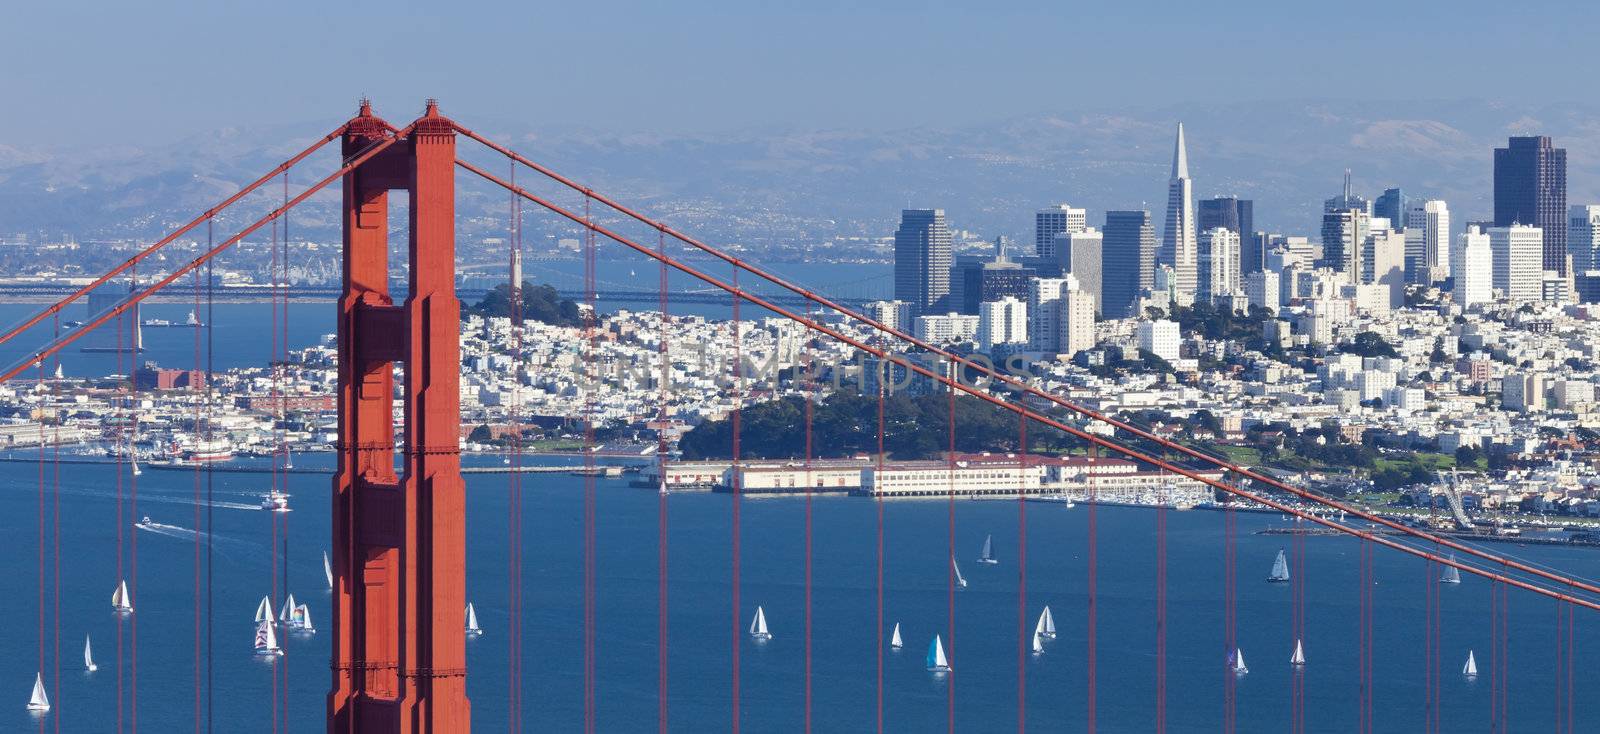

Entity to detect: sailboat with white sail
[112,580,133,613]
[324,551,334,590]
[278,593,300,627]
[748,605,772,641]
[1440,555,1461,584]
[1229,648,1248,675]
[254,619,283,657]
[1290,639,1305,667]
[254,595,273,624]
[1035,606,1056,640]
[465,603,482,636]
[131,458,142,477]
[952,557,967,588]
[1031,632,1044,656]
[84,635,97,672]
[26,672,49,713]
[977,534,998,565]
[926,634,951,673]
[890,623,902,649]
[1463,650,1478,678]
[294,604,315,634]
[1268,549,1290,583]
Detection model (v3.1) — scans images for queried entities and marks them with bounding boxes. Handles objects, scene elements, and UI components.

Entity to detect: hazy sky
[5,0,1599,145]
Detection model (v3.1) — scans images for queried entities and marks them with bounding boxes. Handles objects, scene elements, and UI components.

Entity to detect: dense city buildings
[1494,136,1568,274]
[1102,210,1157,319]
[1159,124,1197,300]
[893,208,952,316]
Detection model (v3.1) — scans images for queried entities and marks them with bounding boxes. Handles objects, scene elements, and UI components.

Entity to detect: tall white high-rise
[1160,124,1197,299]
[1036,205,1087,259]
[1404,200,1450,283]
[1057,227,1104,309]
[1028,278,1069,353]
[977,297,1028,352]
[1058,285,1097,358]
[1197,227,1240,304]
[1570,205,1600,272]
[1489,224,1544,304]
[1364,219,1407,310]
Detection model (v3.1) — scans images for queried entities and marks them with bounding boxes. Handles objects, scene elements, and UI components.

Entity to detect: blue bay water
[0,453,1595,732]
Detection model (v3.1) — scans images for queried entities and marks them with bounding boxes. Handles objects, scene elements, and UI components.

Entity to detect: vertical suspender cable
[803,309,814,734]
[582,194,598,734]
[1015,411,1027,733]
[874,359,886,734]
[656,228,670,734]
[1155,459,1167,733]
[1087,444,1098,734]
[205,222,216,733]
[945,369,956,734]
[730,267,743,733]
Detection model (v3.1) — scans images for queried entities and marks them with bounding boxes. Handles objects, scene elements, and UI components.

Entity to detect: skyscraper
[1569,205,1600,273]
[1160,124,1197,300]
[1489,224,1544,303]
[893,209,952,316]
[1453,226,1492,307]
[1056,227,1104,310]
[1403,200,1450,284]
[1324,169,1370,214]
[1321,208,1369,282]
[1197,227,1240,304]
[1494,136,1568,275]
[1102,210,1157,319]
[1373,188,1407,230]
[1197,196,1256,272]
[1035,204,1087,259]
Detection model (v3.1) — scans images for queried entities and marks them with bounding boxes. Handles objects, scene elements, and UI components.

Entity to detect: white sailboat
[952,557,967,588]
[748,605,772,640]
[1440,555,1461,585]
[1229,648,1248,675]
[977,534,998,565]
[890,623,903,649]
[26,672,49,712]
[131,458,142,477]
[112,580,133,613]
[84,634,97,672]
[295,604,315,633]
[254,595,273,624]
[658,480,669,496]
[1463,650,1478,678]
[253,619,283,657]
[1290,639,1305,667]
[283,448,294,471]
[1035,606,1057,640]
[278,593,299,626]
[926,634,951,673]
[1268,549,1290,583]
[465,603,482,636]
[323,551,334,591]
[1031,632,1044,656]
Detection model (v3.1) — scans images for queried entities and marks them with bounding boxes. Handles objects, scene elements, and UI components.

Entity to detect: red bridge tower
[328,100,470,733]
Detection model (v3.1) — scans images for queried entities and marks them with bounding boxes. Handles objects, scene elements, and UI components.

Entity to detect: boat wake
[53,485,262,511]
[133,519,252,550]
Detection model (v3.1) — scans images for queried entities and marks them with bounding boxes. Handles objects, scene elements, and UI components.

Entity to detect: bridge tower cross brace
[328,99,470,734]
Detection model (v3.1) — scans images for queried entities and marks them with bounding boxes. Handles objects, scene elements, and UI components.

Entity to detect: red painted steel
[328,101,470,734]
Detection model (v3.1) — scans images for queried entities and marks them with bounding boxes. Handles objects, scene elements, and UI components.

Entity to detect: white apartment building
[1058,287,1096,358]
[1245,270,1281,313]
[1489,224,1544,304]
[1136,319,1180,362]
[1028,277,1069,352]
[913,312,979,344]
[1198,226,1240,304]
[977,297,1028,352]
[864,300,913,332]
[1453,226,1492,307]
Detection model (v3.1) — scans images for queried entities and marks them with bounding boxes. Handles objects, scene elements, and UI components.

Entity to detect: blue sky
[4,0,1599,145]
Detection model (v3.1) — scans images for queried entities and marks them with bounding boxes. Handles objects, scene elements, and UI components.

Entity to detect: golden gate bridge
[0,100,1592,733]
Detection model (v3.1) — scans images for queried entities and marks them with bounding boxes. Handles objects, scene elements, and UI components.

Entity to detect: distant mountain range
[3,99,1596,257]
